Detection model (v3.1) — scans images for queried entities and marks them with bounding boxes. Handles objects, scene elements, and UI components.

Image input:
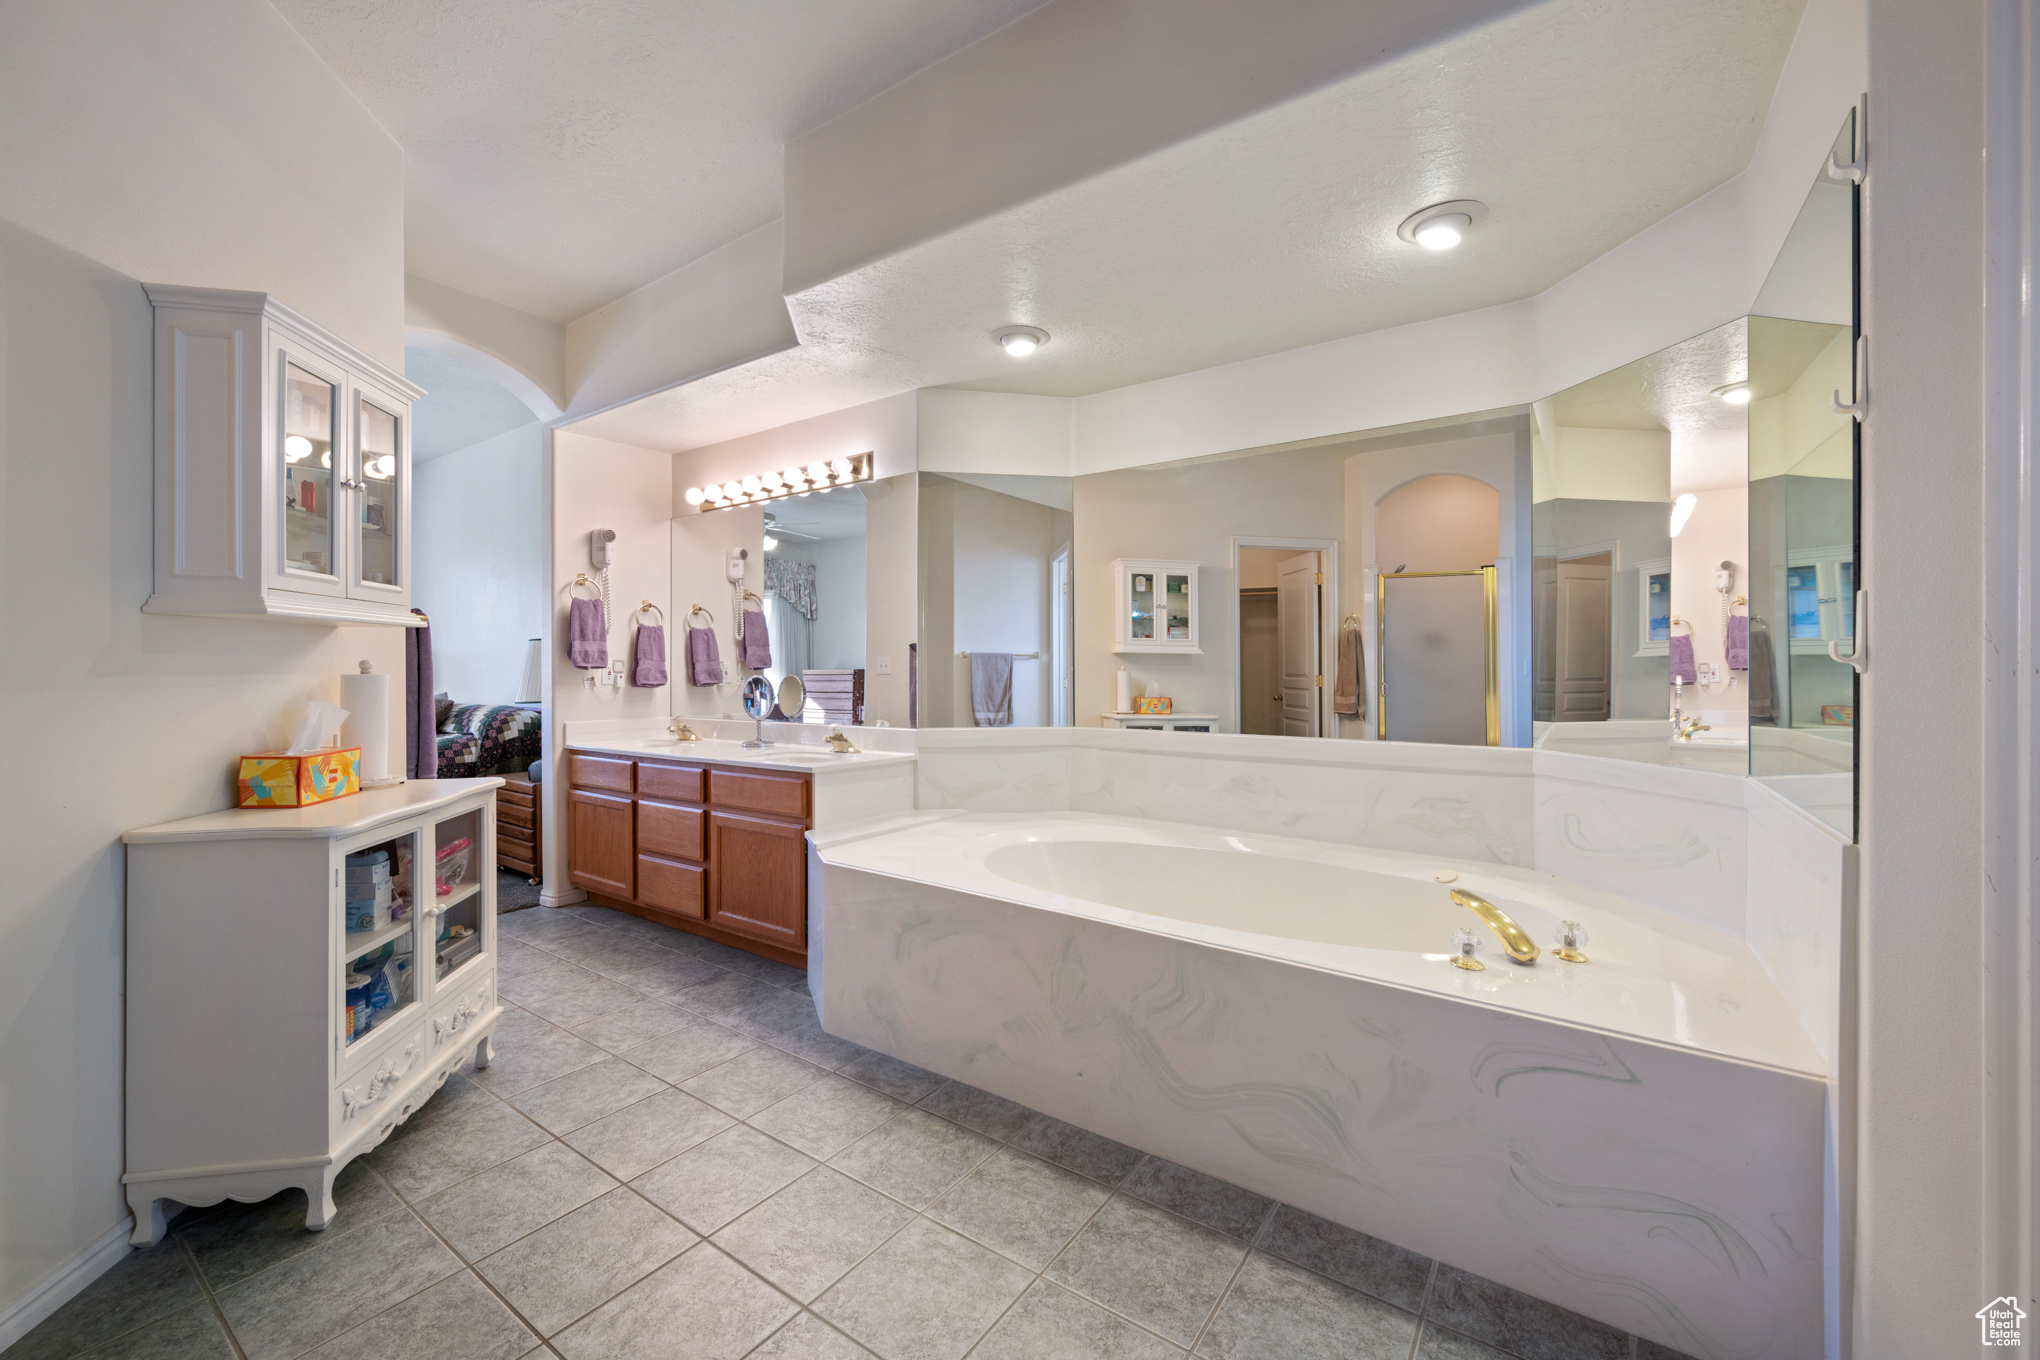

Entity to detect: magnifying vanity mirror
[775,674,805,722]
[739,675,773,747]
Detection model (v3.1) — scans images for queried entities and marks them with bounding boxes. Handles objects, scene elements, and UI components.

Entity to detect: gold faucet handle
[825,727,860,754]
[667,721,700,741]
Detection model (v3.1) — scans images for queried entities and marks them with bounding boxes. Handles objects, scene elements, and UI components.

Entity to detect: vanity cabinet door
[568,790,634,899]
[707,811,806,949]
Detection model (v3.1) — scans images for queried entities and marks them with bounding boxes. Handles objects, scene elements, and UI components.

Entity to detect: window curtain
[764,567,812,705]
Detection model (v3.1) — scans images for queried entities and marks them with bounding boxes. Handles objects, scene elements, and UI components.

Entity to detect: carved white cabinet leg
[474,1034,494,1070]
[123,781,502,1242]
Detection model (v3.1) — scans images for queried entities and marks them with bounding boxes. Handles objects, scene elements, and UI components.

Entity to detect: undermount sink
[753,749,846,764]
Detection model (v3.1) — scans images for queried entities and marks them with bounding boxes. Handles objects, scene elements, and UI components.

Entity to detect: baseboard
[0,1216,135,1352]
[539,885,587,908]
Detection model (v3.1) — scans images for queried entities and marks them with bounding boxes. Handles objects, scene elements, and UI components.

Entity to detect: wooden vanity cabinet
[567,751,811,965]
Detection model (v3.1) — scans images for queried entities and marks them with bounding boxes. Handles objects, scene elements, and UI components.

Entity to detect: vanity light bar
[684,452,874,511]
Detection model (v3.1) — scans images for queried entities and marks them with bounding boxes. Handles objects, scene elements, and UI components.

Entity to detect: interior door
[1276,553,1321,737]
[1553,560,1612,721]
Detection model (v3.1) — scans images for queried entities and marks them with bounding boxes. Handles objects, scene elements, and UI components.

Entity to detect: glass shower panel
[1379,569,1496,746]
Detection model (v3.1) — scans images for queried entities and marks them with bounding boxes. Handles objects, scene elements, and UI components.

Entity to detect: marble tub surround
[814,858,1824,1360]
[918,727,1537,866]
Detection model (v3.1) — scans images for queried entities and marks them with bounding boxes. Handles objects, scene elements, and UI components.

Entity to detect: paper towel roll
[340,661,393,784]
[1115,666,1131,714]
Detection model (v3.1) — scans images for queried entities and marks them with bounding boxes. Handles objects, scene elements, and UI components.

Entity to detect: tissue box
[237,748,361,809]
[1132,696,1173,715]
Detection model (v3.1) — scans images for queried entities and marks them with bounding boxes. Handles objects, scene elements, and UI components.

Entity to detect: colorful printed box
[237,747,362,809]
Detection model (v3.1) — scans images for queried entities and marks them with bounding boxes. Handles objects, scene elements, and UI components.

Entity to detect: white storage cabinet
[122,780,502,1244]
[1111,558,1202,654]
[143,285,424,627]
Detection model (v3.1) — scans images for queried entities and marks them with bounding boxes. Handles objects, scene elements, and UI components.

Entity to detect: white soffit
[577,0,1806,451]
[272,0,1052,323]
[405,346,539,461]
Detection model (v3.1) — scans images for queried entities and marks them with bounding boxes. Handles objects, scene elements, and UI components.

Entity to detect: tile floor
[8,905,1700,1360]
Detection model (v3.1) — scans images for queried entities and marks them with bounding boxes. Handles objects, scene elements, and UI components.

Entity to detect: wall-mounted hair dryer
[591,528,616,569]
[726,547,748,583]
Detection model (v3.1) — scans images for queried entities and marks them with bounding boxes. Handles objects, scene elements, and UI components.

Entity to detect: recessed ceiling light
[995,326,1049,357]
[1397,200,1489,252]
[1713,382,1753,406]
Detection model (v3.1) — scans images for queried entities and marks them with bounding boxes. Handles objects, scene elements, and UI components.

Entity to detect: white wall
[413,423,546,703]
[545,430,674,895]
[669,503,765,721]
[0,0,404,1335]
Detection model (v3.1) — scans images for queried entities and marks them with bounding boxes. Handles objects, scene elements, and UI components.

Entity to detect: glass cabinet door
[428,808,487,982]
[355,396,402,594]
[1129,571,1156,640]
[342,829,421,1048]
[282,362,338,581]
[1164,572,1193,642]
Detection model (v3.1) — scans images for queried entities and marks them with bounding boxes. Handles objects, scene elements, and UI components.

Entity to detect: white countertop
[125,778,502,843]
[565,734,917,775]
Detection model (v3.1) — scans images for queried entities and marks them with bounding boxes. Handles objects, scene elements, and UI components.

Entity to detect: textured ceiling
[575,0,1808,451]
[274,0,1052,322]
[762,489,868,543]
[406,346,539,461]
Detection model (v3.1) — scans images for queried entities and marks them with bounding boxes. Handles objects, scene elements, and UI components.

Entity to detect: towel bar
[959,651,1041,658]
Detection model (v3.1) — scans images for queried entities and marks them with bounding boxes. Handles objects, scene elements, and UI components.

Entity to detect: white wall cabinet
[122,781,502,1244]
[143,285,424,627]
[1112,558,1201,654]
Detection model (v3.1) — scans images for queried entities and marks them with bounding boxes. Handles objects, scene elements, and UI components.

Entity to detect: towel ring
[1669,614,1692,633]
[741,589,764,607]
[635,600,665,625]
[686,604,716,627]
[567,573,602,601]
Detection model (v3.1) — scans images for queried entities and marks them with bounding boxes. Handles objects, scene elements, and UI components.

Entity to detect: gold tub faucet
[1451,888,1540,964]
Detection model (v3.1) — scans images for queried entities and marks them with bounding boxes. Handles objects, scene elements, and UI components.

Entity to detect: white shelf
[432,879,481,912]
[344,914,413,962]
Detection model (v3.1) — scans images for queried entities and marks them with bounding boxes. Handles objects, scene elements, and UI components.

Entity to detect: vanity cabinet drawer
[638,761,706,804]
[637,799,705,862]
[637,854,707,920]
[570,753,634,794]
[709,769,810,822]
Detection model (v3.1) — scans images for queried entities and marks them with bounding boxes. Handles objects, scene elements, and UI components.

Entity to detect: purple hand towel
[568,596,607,669]
[686,625,723,686]
[1726,615,1750,670]
[631,624,668,687]
[741,609,772,670]
[1669,634,1699,685]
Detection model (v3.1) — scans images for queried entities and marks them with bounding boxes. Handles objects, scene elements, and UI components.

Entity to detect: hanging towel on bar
[568,596,607,669]
[686,625,723,686]
[970,652,1014,727]
[1334,623,1364,718]
[1747,621,1778,722]
[1668,634,1699,686]
[1726,615,1750,670]
[631,624,667,687]
[741,609,772,670]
